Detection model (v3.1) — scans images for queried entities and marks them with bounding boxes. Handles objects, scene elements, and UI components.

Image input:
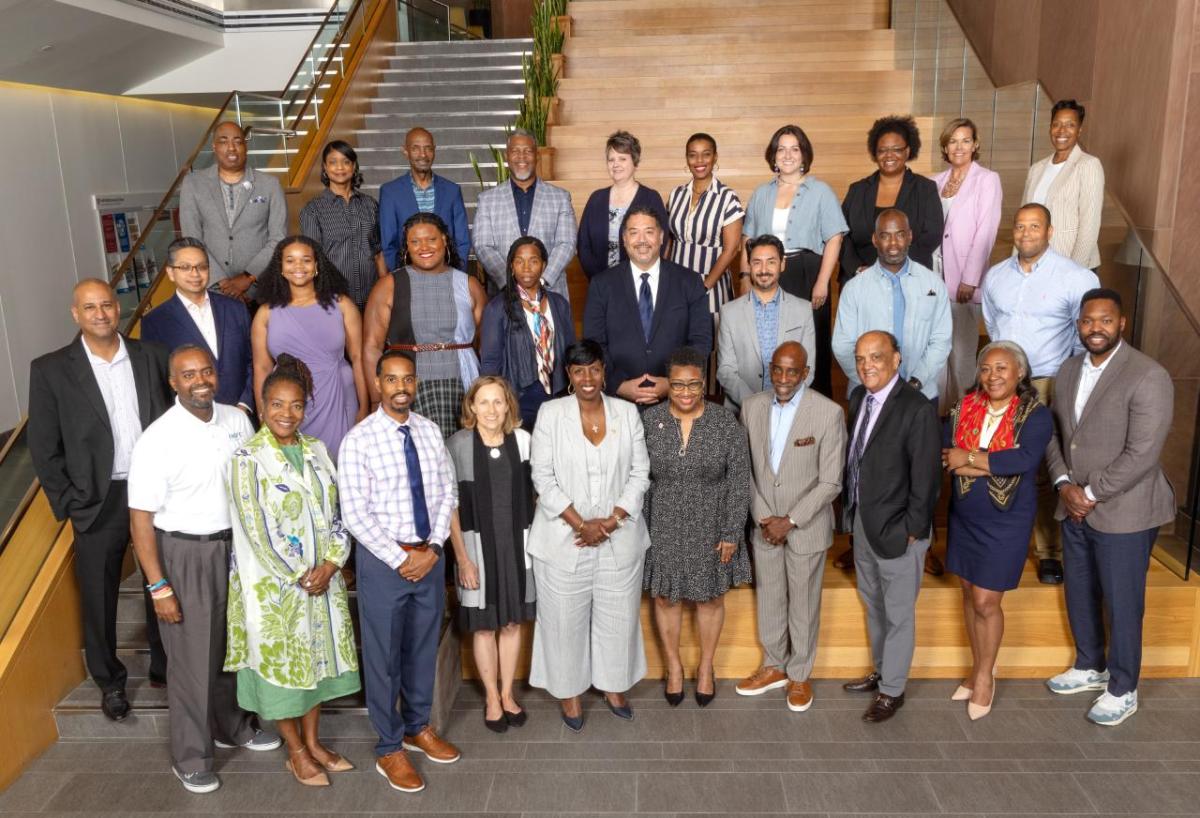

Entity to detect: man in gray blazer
[473,129,576,302]
[179,121,287,301]
[1044,288,1175,727]
[735,341,845,712]
[718,235,816,411]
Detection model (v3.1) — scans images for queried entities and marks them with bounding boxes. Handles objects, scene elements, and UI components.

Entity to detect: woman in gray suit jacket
[527,340,652,732]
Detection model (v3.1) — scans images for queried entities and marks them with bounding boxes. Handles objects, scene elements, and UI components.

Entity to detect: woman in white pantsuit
[528,339,651,732]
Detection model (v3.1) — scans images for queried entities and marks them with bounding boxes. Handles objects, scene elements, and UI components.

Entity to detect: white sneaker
[1046,667,1110,695]
[1087,690,1138,726]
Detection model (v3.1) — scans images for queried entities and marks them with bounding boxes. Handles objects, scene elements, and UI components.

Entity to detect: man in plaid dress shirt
[339,350,461,793]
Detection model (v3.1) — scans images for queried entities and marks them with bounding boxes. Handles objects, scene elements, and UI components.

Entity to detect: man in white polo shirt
[128,344,280,793]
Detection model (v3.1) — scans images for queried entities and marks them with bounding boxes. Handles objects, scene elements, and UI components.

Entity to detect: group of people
[24,97,1175,798]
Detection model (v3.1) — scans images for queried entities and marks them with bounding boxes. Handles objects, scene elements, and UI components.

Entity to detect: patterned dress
[225,427,360,719]
[642,400,753,602]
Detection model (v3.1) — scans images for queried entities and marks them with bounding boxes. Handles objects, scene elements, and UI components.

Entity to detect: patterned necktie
[397,425,431,541]
[520,286,554,393]
[638,272,654,342]
[846,394,876,510]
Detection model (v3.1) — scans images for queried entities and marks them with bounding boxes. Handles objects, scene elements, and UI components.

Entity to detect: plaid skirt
[414,377,465,439]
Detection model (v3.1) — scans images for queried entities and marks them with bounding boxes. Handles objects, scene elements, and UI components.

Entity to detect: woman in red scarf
[942,340,1052,720]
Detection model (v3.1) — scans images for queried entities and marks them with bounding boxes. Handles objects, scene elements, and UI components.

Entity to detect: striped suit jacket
[1021,144,1105,270]
[473,179,577,301]
[742,387,846,555]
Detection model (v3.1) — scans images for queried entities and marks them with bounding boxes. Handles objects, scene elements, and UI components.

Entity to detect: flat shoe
[484,706,508,733]
[286,751,330,787]
[503,708,527,728]
[317,752,354,772]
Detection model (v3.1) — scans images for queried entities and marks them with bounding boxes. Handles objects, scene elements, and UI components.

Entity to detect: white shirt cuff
[1083,485,1097,503]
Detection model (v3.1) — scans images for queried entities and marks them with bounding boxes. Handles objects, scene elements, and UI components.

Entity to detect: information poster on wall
[94,192,181,314]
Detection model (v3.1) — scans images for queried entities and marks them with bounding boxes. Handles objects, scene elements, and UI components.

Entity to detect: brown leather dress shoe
[842,671,881,693]
[735,666,788,696]
[863,692,905,722]
[833,547,854,570]
[376,750,424,793]
[924,551,945,576]
[402,726,461,764]
[786,680,814,712]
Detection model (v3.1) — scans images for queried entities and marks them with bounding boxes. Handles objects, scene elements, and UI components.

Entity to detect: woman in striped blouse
[666,133,745,391]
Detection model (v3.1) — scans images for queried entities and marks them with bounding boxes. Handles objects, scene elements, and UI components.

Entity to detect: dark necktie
[398,425,431,541]
[846,394,876,511]
[638,272,654,342]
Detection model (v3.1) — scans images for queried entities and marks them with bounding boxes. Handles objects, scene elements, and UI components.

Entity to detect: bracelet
[150,586,174,600]
[145,578,169,593]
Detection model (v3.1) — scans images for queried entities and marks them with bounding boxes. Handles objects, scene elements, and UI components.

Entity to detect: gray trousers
[157,531,254,773]
[938,301,983,414]
[851,514,930,697]
[750,531,826,682]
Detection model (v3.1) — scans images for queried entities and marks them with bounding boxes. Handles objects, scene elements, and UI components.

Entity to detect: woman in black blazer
[577,130,669,279]
[839,115,943,282]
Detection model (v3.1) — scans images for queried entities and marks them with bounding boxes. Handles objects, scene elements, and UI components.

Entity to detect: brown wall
[492,0,534,38]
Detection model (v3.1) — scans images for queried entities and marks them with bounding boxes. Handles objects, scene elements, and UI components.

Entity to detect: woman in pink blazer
[932,118,1002,409]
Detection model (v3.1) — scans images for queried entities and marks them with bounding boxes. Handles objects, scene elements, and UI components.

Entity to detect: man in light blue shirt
[981,202,1099,585]
[832,209,952,402]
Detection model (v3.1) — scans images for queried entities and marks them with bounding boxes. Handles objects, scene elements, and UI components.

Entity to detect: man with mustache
[379,127,471,269]
[583,205,713,407]
[127,345,279,793]
[982,203,1099,585]
[473,128,577,301]
[338,351,461,794]
[1043,289,1174,726]
[28,278,171,721]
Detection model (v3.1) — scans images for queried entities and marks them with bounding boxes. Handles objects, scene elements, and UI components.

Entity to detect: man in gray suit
[734,341,845,712]
[717,235,815,411]
[1044,288,1175,727]
[179,121,287,301]
[473,129,576,301]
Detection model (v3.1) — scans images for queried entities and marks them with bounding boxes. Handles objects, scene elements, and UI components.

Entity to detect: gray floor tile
[938,740,1084,760]
[525,741,663,759]
[780,772,940,813]
[810,709,970,743]
[636,771,787,813]
[694,709,834,743]
[0,772,69,812]
[1072,772,1200,813]
[1017,757,1165,773]
[486,772,637,812]
[1079,742,1200,760]
[927,771,1095,813]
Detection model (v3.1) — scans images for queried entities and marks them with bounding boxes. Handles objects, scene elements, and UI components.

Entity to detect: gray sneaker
[173,766,220,794]
[215,728,282,752]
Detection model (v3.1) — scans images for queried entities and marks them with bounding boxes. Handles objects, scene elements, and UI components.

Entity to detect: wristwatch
[427,543,444,558]
[908,377,923,391]
[966,452,976,467]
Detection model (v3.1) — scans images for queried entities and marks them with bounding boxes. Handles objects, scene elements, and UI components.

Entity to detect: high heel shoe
[694,665,716,707]
[951,684,972,701]
[286,748,331,787]
[312,747,355,772]
[664,671,684,707]
[967,677,996,721]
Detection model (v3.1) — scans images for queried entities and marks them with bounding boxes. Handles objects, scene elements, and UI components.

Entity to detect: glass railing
[398,0,481,41]
[893,0,1197,578]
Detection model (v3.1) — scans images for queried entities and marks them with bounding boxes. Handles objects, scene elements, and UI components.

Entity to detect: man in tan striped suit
[734,342,846,712]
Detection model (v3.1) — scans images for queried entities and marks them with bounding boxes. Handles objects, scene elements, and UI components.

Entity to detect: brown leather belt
[387,342,472,353]
[399,542,430,552]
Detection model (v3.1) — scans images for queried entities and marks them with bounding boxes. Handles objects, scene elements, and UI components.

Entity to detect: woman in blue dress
[942,340,1051,721]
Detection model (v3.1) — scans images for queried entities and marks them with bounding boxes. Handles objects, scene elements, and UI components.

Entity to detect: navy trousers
[1061,519,1156,697]
[356,544,445,756]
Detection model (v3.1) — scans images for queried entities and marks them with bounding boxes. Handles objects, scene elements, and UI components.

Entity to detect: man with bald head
[734,341,846,713]
[379,127,471,268]
[179,121,287,301]
[28,278,172,721]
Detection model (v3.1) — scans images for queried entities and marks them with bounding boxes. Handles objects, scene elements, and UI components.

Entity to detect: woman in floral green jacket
[226,354,360,787]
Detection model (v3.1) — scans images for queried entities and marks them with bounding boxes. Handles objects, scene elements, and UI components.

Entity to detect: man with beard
[127,345,279,793]
[982,203,1099,584]
[179,121,287,301]
[338,351,461,793]
[1043,289,1174,726]
[717,234,816,411]
[379,127,471,269]
[583,205,712,407]
[473,128,577,301]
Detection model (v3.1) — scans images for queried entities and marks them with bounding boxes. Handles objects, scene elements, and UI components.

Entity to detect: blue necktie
[638,272,654,342]
[886,271,906,373]
[398,425,431,541]
[846,394,875,511]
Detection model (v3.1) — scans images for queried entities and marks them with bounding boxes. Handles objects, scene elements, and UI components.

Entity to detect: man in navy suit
[378,127,471,269]
[583,205,712,406]
[140,237,254,413]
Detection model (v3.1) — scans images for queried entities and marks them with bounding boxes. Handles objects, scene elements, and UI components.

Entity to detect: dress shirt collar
[865,372,900,404]
[1008,247,1061,277]
[631,257,662,294]
[511,177,538,197]
[177,290,210,312]
[171,397,220,428]
[81,334,128,366]
[773,385,804,410]
[1084,341,1122,374]
[752,286,782,308]
[373,403,414,431]
[873,258,912,280]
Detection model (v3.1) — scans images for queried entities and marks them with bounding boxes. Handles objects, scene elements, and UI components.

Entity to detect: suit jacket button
[1071,443,1077,449]
[774,481,781,487]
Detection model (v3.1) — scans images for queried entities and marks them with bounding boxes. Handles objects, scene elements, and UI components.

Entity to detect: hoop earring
[567,382,575,395]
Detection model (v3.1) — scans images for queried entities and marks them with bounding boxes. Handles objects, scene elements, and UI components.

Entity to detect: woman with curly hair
[840,115,943,279]
[362,212,487,438]
[251,234,368,460]
[226,354,360,785]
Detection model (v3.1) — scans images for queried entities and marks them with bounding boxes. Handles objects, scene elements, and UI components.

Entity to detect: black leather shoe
[924,551,945,577]
[148,673,167,689]
[843,672,881,693]
[1038,559,1064,585]
[484,706,508,734]
[863,692,905,722]
[605,697,634,721]
[503,708,527,728]
[101,689,130,722]
[694,688,715,708]
[664,688,684,707]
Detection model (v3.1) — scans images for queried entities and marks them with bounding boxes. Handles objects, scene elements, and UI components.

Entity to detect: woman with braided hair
[226,353,360,787]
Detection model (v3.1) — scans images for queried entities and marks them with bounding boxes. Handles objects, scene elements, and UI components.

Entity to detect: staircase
[353,37,533,226]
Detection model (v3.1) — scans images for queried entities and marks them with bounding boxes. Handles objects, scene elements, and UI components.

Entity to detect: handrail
[279,0,350,102]
[285,0,366,134]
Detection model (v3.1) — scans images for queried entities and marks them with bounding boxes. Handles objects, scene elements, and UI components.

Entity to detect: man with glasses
[179,120,287,302]
[141,237,255,415]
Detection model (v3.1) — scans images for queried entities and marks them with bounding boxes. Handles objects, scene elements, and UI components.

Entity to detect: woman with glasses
[642,346,751,707]
[840,115,943,279]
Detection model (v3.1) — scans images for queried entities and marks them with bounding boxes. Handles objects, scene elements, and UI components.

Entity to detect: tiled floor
[5,678,1200,815]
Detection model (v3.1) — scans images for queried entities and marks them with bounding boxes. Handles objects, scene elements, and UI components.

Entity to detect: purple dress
[267,302,356,460]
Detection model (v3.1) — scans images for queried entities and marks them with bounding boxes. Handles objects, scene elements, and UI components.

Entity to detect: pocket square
[250,195,267,204]
[794,436,815,447]
[926,289,936,296]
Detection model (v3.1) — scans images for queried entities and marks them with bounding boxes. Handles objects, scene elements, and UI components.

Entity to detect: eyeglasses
[876,145,909,156]
[169,263,210,274]
[668,380,705,394]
